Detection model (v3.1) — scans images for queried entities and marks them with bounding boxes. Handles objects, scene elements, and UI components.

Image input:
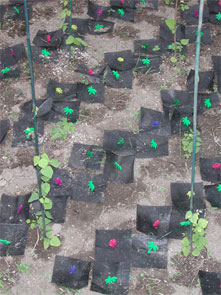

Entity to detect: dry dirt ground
[0,0,221,294]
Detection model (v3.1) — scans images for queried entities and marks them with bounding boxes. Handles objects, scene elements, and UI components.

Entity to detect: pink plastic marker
[88,68,94,75]
[153,220,160,229]
[194,10,198,18]
[56,177,62,186]
[121,0,124,4]
[109,239,117,248]
[17,204,23,215]
[218,0,221,9]
[10,48,14,56]
[212,163,221,170]
[97,9,102,15]
[47,35,51,43]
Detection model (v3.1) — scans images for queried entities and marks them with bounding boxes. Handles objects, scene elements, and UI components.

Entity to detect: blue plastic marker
[152,121,159,127]
[69,265,77,275]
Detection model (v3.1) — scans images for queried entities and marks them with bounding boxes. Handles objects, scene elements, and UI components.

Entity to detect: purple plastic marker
[152,121,159,127]
[69,265,77,275]
[17,204,23,215]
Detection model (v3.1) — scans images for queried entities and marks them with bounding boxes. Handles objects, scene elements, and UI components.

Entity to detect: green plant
[180,0,189,11]
[27,153,61,250]
[16,261,30,274]
[181,128,202,159]
[152,45,160,51]
[165,18,176,34]
[182,210,208,257]
[49,118,74,140]
[169,39,189,63]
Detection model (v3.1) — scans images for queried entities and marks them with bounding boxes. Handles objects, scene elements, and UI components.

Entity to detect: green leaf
[26,219,31,224]
[41,183,50,195]
[180,39,189,45]
[185,211,192,219]
[41,166,53,179]
[46,231,53,239]
[45,211,53,220]
[49,159,59,168]
[38,158,49,169]
[182,237,190,247]
[46,225,52,231]
[192,248,201,257]
[191,213,198,224]
[165,19,176,34]
[41,153,49,161]
[34,156,40,166]
[50,236,61,247]
[170,56,177,63]
[44,199,53,210]
[182,246,190,257]
[41,176,50,182]
[44,238,50,249]
[66,35,79,45]
[66,10,71,16]
[28,192,39,203]
[198,218,208,229]
[199,236,207,247]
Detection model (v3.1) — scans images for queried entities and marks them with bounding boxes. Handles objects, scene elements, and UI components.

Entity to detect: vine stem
[174,0,178,58]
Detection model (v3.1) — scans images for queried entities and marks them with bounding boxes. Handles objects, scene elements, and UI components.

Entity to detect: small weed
[16,261,30,275]
[49,118,75,140]
[181,128,202,159]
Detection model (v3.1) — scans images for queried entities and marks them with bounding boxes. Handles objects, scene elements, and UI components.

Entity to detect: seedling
[142,58,151,67]
[117,138,125,146]
[0,240,11,245]
[180,220,191,226]
[142,43,149,49]
[16,262,30,274]
[217,184,221,192]
[95,24,104,30]
[152,45,160,51]
[41,48,50,57]
[112,70,120,80]
[182,128,202,159]
[204,98,211,108]
[56,88,63,94]
[69,265,76,275]
[1,67,11,74]
[88,180,95,192]
[173,99,180,105]
[71,25,78,31]
[147,241,159,254]
[13,6,20,14]
[117,57,124,62]
[24,127,34,139]
[118,9,125,17]
[152,121,159,127]
[114,162,122,170]
[88,86,97,95]
[49,118,74,140]
[150,139,157,149]
[64,107,74,115]
[182,116,191,126]
[105,277,118,284]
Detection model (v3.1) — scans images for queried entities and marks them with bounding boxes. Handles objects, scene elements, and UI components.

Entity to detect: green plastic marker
[180,221,191,226]
[0,240,11,245]
[13,7,20,14]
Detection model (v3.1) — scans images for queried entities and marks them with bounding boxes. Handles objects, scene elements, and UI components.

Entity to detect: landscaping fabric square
[88,19,115,35]
[47,79,77,100]
[200,157,221,182]
[94,229,132,263]
[64,17,89,35]
[9,0,47,2]
[207,0,221,14]
[91,261,130,295]
[198,270,221,295]
[104,66,133,89]
[160,23,185,42]
[139,107,171,136]
[0,6,6,25]
[133,56,162,74]
[104,50,136,71]
[75,64,105,82]
[186,70,214,91]
[171,182,205,211]
[131,234,168,269]
[136,205,172,238]
[71,173,107,203]
[68,143,104,171]
[168,207,189,239]
[0,66,20,80]
[76,83,105,103]
[31,46,59,64]
[212,56,221,94]
[135,132,169,158]
[180,5,209,25]
[103,130,136,156]
[204,185,221,208]
[32,30,63,49]
[104,152,135,184]
[0,223,28,256]
[184,24,212,45]
[0,119,10,144]
[12,118,44,147]
[134,39,170,56]
[0,43,27,67]
[197,92,219,114]
[170,113,194,134]
[0,193,30,224]
[52,255,91,289]
[7,3,32,21]
[87,1,110,21]
[110,0,135,9]
[49,168,73,199]
[208,12,221,25]
[109,7,135,22]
